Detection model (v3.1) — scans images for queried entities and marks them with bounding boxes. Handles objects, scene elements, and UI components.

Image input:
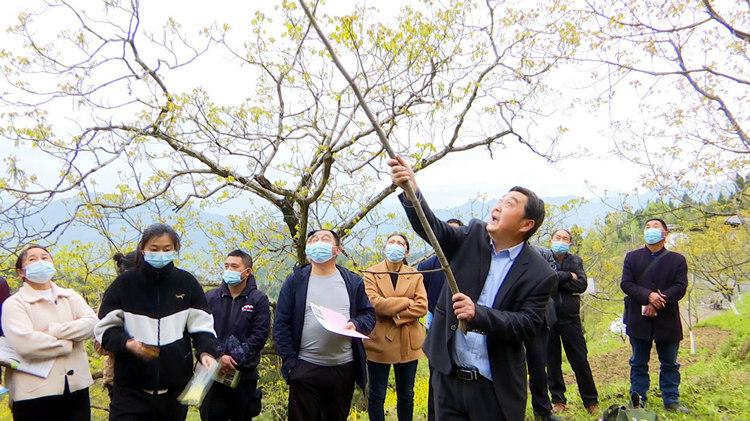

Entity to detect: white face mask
[24,260,56,283]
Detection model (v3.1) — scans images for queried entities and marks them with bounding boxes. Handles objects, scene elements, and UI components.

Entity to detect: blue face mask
[25,260,56,283]
[550,241,570,255]
[222,270,244,286]
[384,243,406,263]
[643,228,664,245]
[305,241,334,264]
[144,251,177,269]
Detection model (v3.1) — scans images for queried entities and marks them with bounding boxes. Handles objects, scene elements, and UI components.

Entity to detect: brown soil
[565,326,734,387]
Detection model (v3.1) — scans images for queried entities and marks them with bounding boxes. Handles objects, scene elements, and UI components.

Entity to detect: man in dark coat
[525,247,561,421]
[621,218,689,413]
[201,249,270,421]
[390,157,555,421]
[545,229,599,416]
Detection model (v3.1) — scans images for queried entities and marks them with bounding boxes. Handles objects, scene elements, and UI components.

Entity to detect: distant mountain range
[10,190,656,253]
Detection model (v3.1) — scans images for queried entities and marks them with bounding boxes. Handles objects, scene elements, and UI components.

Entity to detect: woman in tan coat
[2,244,97,421]
[364,233,427,421]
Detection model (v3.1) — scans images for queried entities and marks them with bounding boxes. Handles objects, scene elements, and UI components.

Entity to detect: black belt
[452,366,481,381]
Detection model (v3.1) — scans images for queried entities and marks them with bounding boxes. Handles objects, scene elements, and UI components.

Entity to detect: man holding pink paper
[273,229,375,421]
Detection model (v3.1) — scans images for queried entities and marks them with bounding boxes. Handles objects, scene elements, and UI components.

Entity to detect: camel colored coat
[363,261,427,364]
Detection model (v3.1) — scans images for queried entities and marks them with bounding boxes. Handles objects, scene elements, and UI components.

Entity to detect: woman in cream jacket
[2,244,97,421]
[364,233,427,421]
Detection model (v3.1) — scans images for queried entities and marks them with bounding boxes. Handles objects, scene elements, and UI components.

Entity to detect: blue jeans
[629,337,681,405]
[367,360,418,421]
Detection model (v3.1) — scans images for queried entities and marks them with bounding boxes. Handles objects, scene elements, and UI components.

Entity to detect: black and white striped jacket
[95,262,218,391]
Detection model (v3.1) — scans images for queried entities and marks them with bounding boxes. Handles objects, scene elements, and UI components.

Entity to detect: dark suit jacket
[620,247,688,342]
[399,192,555,420]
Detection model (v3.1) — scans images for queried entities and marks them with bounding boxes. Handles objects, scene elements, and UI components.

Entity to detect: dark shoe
[630,392,644,408]
[585,404,599,415]
[535,413,563,421]
[664,403,690,413]
[552,403,567,413]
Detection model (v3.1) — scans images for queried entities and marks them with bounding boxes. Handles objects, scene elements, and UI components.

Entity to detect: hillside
[365,297,750,420]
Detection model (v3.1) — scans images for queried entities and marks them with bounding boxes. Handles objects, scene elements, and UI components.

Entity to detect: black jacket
[550,251,588,324]
[621,247,688,342]
[273,264,375,390]
[400,192,555,421]
[206,275,270,376]
[95,262,218,391]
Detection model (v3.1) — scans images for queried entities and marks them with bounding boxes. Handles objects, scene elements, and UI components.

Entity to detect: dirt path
[573,326,733,388]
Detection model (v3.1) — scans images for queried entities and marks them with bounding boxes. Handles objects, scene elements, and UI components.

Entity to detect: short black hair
[552,228,573,243]
[227,249,253,269]
[113,251,138,275]
[645,218,669,232]
[446,218,464,226]
[306,229,341,246]
[509,186,545,241]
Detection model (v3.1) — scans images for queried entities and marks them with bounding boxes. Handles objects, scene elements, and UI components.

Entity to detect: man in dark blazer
[621,218,689,413]
[389,157,556,421]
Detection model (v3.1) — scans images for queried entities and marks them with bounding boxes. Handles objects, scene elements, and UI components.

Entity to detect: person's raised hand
[452,293,476,322]
[388,156,418,193]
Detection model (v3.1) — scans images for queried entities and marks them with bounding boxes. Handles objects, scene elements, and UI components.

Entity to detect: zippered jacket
[205,274,270,375]
[273,264,375,390]
[95,262,218,391]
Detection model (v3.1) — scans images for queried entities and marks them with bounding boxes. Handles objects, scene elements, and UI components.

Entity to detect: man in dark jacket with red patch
[202,249,271,421]
[621,218,689,413]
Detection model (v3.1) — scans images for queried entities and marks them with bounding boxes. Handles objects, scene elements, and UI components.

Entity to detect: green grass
[547,295,750,421]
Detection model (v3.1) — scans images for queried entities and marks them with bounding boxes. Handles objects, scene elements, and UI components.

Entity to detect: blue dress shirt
[452,240,525,380]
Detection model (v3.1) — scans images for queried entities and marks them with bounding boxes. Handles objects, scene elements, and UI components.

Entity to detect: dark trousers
[109,383,188,421]
[427,365,436,421]
[12,385,90,421]
[287,360,355,421]
[525,328,553,417]
[199,377,262,421]
[431,370,504,421]
[629,337,681,405]
[367,360,418,421]
[547,320,599,407]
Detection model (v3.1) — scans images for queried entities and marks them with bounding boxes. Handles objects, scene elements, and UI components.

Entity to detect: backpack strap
[636,250,670,282]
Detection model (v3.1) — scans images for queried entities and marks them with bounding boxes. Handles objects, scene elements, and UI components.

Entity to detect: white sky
[0,0,650,210]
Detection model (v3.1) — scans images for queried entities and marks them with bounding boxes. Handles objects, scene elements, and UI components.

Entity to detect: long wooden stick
[297,0,467,332]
